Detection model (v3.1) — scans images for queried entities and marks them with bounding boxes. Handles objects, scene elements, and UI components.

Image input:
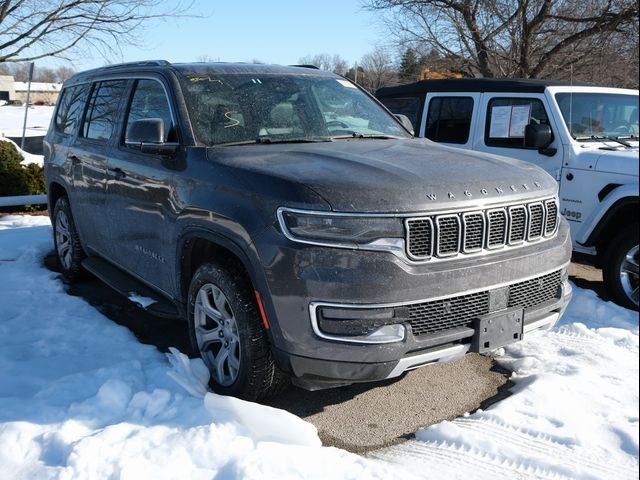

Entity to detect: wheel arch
[583,195,639,259]
[47,181,68,216]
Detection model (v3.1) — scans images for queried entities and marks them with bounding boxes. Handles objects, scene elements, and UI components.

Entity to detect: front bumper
[254,219,573,389]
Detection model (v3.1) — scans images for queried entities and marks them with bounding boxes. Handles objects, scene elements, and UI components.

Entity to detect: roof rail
[290,64,320,69]
[102,60,170,68]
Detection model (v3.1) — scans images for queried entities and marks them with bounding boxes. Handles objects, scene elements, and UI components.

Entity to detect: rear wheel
[187,262,286,401]
[603,226,639,310]
[52,196,85,281]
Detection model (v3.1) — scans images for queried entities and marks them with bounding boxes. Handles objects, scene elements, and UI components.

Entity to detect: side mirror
[395,114,415,136]
[126,118,178,155]
[525,123,552,148]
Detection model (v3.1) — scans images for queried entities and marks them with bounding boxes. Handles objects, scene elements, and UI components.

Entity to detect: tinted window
[82,80,127,141]
[54,85,88,135]
[378,96,421,130]
[125,79,176,143]
[485,97,550,148]
[426,97,474,144]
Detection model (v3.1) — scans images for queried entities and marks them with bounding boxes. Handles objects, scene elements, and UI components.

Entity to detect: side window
[425,97,474,144]
[485,97,550,148]
[82,80,127,141]
[125,79,176,143]
[55,85,88,135]
[378,96,421,131]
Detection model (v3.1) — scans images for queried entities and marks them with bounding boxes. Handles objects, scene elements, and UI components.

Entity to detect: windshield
[178,72,410,146]
[555,92,639,140]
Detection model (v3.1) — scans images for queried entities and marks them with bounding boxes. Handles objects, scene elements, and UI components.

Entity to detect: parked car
[44,62,572,401]
[377,79,639,310]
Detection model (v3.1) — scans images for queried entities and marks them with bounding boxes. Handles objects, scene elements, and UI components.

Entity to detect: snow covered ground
[0,216,638,479]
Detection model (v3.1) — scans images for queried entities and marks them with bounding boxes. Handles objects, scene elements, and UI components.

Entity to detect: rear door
[68,79,128,256]
[474,93,564,180]
[104,77,180,295]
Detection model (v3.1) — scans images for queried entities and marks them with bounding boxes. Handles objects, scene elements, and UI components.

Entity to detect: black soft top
[376,77,591,97]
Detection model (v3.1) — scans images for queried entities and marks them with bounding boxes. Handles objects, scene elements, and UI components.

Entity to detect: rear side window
[82,80,127,141]
[485,97,550,148]
[378,96,421,131]
[425,97,474,144]
[54,85,88,135]
[125,79,176,143]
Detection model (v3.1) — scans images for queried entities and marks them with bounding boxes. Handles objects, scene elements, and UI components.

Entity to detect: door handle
[108,167,126,179]
[68,154,81,165]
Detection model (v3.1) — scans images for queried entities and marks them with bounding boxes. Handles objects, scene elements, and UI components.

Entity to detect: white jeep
[377,79,639,309]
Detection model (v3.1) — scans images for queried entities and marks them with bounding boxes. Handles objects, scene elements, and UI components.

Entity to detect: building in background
[0,75,15,103]
[13,81,62,105]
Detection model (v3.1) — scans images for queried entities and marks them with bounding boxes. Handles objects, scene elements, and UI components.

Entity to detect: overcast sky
[42,0,388,72]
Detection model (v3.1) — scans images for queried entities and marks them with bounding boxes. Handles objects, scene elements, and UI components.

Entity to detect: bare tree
[298,53,349,75]
[364,0,639,83]
[358,48,398,92]
[0,1,193,64]
[0,62,75,81]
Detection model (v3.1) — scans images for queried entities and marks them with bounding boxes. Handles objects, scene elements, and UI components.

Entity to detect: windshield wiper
[331,132,402,140]
[575,134,632,147]
[218,137,332,146]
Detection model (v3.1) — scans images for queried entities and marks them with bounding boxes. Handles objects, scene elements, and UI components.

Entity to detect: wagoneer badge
[427,182,543,201]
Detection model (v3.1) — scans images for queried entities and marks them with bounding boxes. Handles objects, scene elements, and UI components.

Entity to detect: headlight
[277,208,404,246]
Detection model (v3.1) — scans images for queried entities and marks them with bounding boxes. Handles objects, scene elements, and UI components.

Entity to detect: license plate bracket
[471,307,524,354]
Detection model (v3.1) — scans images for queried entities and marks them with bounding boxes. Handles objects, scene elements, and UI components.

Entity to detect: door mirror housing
[525,123,552,148]
[395,114,415,136]
[125,118,179,155]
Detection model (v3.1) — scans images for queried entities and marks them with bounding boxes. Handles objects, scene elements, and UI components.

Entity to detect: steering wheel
[613,124,631,134]
[326,120,350,129]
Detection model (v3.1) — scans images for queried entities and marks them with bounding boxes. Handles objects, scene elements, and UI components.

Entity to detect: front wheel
[187,262,286,401]
[603,226,639,311]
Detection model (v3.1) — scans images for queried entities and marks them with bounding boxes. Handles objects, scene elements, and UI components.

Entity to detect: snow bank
[0,216,404,480]
[0,136,44,166]
[0,105,53,137]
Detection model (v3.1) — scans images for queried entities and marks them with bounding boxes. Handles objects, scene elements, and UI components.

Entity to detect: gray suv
[44,61,572,401]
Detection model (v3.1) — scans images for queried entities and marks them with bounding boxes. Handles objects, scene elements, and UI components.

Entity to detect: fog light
[365,324,406,342]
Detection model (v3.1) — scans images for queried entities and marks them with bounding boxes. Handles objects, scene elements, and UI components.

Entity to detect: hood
[594,148,640,176]
[207,138,557,213]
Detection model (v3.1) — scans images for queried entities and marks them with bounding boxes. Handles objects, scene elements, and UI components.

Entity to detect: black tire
[187,262,287,401]
[603,225,639,311]
[52,196,85,282]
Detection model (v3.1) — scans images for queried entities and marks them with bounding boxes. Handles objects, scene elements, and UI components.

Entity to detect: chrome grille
[463,213,484,252]
[406,218,433,259]
[405,197,559,261]
[487,209,507,248]
[436,215,460,257]
[508,206,527,244]
[407,269,563,336]
[545,199,558,236]
[528,203,545,240]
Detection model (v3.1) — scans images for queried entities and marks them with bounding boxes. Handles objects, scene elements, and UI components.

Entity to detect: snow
[0,105,53,166]
[0,215,638,479]
[127,292,157,309]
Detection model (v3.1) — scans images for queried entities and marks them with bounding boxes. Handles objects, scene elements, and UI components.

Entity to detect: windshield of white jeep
[178,73,410,145]
[555,92,639,141]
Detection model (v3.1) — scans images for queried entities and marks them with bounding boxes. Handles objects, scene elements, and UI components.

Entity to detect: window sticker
[489,104,532,138]
[509,105,531,137]
[489,106,511,138]
[336,79,357,89]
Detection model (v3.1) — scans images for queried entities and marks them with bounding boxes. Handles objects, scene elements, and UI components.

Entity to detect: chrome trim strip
[527,202,545,241]
[507,205,528,245]
[435,214,461,257]
[544,198,559,237]
[486,208,508,249]
[462,211,485,253]
[404,216,433,260]
[524,312,560,333]
[385,344,470,379]
[308,262,569,344]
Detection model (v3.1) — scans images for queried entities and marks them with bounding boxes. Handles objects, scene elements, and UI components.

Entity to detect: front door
[105,78,180,296]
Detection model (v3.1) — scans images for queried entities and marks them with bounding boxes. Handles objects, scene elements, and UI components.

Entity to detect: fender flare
[577,184,639,246]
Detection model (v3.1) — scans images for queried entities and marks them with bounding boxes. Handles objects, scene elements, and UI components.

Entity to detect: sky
[41,0,389,72]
